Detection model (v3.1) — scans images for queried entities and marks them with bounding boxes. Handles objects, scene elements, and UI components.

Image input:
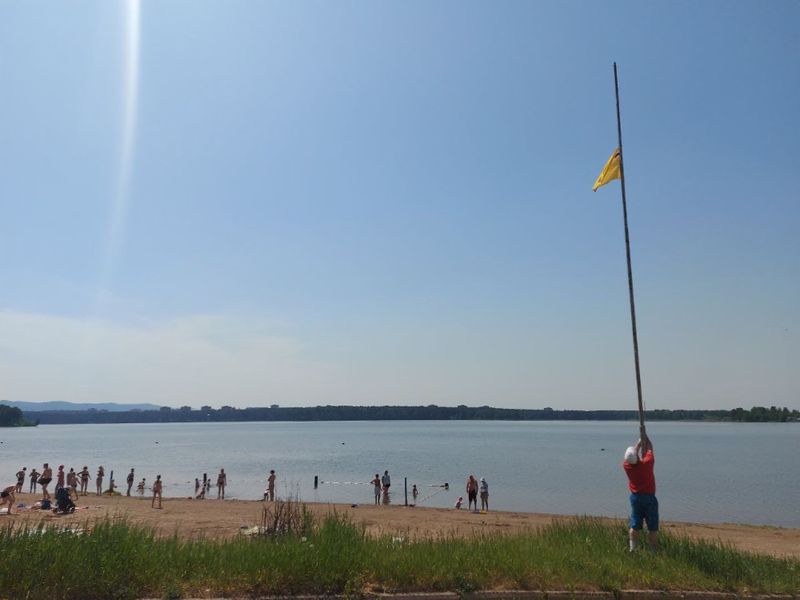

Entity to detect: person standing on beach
[267,470,276,501]
[96,466,105,496]
[67,468,78,499]
[216,469,226,499]
[466,475,479,511]
[15,468,26,494]
[126,468,135,496]
[29,468,39,493]
[623,436,659,552]
[79,466,90,495]
[412,484,418,502]
[195,478,200,496]
[381,470,391,494]
[55,465,65,491]
[39,464,52,500]
[1,485,16,514]
[152,475,163,509]
[479,477,489,511]
[371,473,381,505]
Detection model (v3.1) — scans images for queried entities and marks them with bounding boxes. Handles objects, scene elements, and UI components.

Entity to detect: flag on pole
[592,148,621,191]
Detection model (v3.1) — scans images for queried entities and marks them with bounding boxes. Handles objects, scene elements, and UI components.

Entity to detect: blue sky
[0,1,797,409]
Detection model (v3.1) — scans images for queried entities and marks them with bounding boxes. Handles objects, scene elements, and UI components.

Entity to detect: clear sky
[0,1,798,410]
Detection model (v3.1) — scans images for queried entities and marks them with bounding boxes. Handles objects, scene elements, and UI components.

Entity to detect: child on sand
[454,496,463,509]
[137,478,146,494]
[152,475,163,509]
[1,485,16,514]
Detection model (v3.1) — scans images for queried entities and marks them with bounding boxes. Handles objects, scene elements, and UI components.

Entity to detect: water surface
[1,420,797,527]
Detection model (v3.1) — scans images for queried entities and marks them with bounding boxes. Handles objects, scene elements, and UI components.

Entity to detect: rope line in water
[318,480,450,504]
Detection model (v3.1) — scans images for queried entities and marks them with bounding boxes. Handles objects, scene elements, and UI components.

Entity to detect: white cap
[624,446,639,465]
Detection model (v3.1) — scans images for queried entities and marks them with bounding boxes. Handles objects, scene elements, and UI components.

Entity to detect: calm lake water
[1,420,798,527]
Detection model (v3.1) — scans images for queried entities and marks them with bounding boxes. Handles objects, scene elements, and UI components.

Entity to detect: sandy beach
[2,491,798,559]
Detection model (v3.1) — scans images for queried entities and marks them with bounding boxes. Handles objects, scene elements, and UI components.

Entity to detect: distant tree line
[15,404,799,425]
[0,405,35,427]
[729,406,798,422]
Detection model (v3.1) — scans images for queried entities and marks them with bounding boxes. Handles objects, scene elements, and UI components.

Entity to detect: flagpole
[613,62,647,445]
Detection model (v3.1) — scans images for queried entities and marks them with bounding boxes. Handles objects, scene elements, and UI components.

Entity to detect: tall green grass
[0,515,797,599]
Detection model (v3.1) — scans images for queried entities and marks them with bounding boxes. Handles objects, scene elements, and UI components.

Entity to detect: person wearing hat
[623,435,658,551]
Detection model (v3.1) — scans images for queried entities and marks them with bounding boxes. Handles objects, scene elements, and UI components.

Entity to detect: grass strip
[0,514,797,599]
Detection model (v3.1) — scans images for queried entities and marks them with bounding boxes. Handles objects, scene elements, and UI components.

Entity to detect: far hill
[0,400,162,412]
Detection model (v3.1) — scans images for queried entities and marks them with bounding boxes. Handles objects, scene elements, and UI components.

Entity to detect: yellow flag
[592,148,621,191]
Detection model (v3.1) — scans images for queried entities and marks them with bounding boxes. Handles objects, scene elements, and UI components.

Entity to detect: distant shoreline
[6,404,798,425]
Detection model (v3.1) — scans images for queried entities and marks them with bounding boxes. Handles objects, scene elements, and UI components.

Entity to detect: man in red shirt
[623,435,658,551]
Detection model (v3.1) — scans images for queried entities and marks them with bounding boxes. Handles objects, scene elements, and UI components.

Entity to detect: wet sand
[3,492,799,559]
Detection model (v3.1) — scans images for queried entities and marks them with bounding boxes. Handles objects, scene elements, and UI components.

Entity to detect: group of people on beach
[2,464,109,514]
[368,471,490,512]
[454,475,489,512]
[370,470,392,504]
[12,464,110,501]
[4,464,278,513]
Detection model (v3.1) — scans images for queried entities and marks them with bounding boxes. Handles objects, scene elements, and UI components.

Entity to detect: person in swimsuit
[152,475,163,508]
[15,468,26,493]
[267,470,276,502]
[38,464,53,500]
[371,473,381,505]
[67,468,78,499]
[216,469,227,499]
[96,466,105,496]
[29,469,39,493]
[56,465,65,491]
[126,468,135,496]
[1,485,16,514]
[79,466,90,495]
[466,475,479,511]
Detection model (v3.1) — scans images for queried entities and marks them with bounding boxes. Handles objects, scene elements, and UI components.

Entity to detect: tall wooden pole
[613,62,647,444]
